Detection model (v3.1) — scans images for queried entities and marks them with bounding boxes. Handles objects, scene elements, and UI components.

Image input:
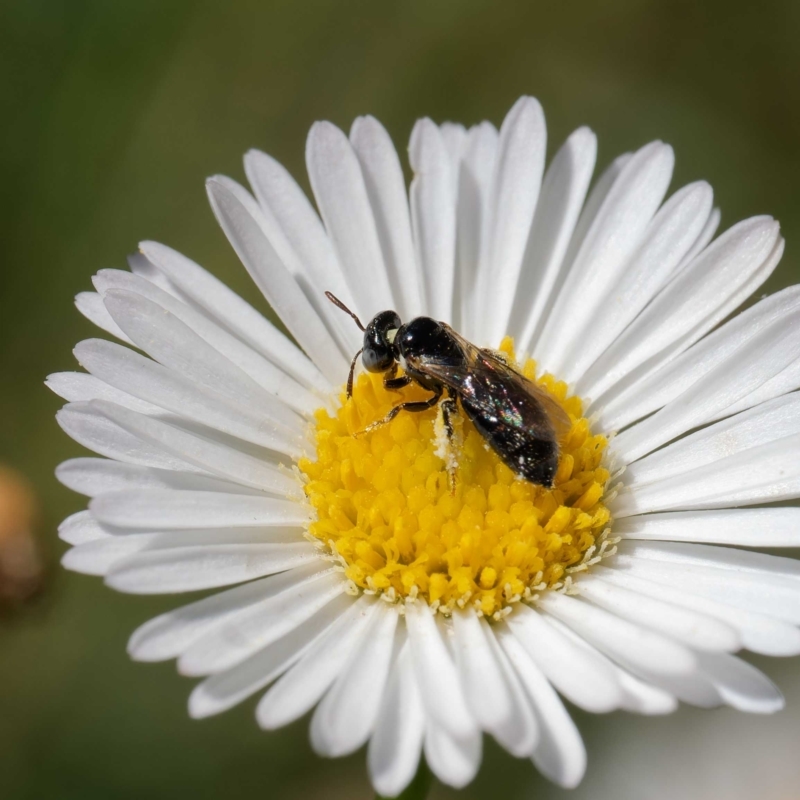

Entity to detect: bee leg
[383,364,412,392]
[441,395,457,438]
[384,375,412,391]
[440,394,459,494]
[357,387,442,436]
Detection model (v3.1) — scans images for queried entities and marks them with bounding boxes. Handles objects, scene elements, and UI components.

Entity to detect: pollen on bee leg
[299,345,613,615]
[433,403,448,458]
[433,406,461,494]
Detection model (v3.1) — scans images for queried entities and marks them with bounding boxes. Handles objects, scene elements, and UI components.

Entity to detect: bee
[326,292,571,488]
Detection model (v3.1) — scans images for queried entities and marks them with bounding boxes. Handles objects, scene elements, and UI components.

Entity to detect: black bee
[326,292,571,488]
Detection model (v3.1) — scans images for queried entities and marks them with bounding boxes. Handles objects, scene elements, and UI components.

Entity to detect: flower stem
[375,760,433,800]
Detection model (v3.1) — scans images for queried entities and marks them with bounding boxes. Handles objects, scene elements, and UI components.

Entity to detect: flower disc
[301,339,612,618]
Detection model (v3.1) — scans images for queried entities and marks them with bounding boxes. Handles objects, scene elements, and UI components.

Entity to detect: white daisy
[52,95,800,797]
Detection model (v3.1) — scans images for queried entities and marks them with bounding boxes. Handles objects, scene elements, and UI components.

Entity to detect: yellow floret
[299,340,611,617]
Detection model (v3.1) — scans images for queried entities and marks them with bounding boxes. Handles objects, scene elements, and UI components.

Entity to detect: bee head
[362,310,401,373]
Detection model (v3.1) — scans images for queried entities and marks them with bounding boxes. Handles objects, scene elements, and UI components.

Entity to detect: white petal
[513,126,597,351]
[227,165,356,354]
[538,592,697,677]
[105,541,319,594]
[58,510,108,545]
[481,619,540,757]
[577,573,739,651]
[439,122,469,171]
[424,719,482,790]
[75,291,134,344]
[101,530,299,555]
[597,285,800,434]
[548,609,719,708]
[642,672,722,708]
[91,400,293,493]
[676,205,720,270]
[101,287,306,430]
[108,527,287,553]
[127,561,330,661]
[206,176,349,383]
[614,432,800,516]
[549,151,631,297]
[478,97,547,344]
[495,626,587,788]
[95,270,320,416]
[127,251,179,294]
[256,595,378,729]
[612,553,800,625]
[451,608,512,734]
[242,149,355,341]
[521,150,630,347]
[452,122,498,335]
[404,600,477,739]
[350,116,421,320]
[565,181,713,384]
[310,603,400,756]
[188,593,353,719]
[409,119,456,322]
[623,391,800,488]
[451,608,537,756]
[138,528,303,549]
[62,533,156,575]
[56,402,199,473]
[617,539,800,581]
[696,651,784,713]
[90,490,306,529]
[151,529,284,553]
[613,540,800,603]
[176,569,347,673]
[56,458,255,498]
[592,564,800,657]
[536,612,678,715]
[368,643,426,799]
[720,353,800,419]
[537,141,674,375]
[47,372,163,414]
[505,602,623,713]
[305,120,395,322]
[631,229,782,401]
[613,668,678,716]
[616,508,800,548]
[581,217,782,402]
[75,338,301,456]
[611,304,800,464]
[139,241,328,393]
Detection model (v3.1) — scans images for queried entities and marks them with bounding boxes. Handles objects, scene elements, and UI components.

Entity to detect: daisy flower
[51,96,800,796]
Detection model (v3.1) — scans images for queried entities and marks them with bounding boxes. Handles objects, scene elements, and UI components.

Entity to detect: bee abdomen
[461,400,559,488]
[497,431,559,488]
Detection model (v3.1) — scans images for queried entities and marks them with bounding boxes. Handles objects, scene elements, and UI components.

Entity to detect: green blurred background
[2,0,800,798]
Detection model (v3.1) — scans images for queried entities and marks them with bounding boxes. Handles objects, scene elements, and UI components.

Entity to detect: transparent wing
[406,325,571,443]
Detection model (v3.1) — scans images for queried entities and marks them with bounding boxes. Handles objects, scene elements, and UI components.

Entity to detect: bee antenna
[325,291,365,332]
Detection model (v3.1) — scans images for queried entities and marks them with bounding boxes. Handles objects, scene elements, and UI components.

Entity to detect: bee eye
[362,344,394,373]
[362,310,402,373]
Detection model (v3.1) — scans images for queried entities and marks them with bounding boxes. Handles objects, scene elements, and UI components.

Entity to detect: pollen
[299,338,611,618]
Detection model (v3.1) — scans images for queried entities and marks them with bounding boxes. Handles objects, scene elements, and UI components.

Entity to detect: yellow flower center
[299,338,611,619]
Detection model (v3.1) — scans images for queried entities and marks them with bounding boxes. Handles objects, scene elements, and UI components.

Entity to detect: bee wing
[497,361,573,443]
[407,326,572,443]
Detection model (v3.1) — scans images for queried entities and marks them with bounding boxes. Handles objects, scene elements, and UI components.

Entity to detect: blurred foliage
[0,0,799,798]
